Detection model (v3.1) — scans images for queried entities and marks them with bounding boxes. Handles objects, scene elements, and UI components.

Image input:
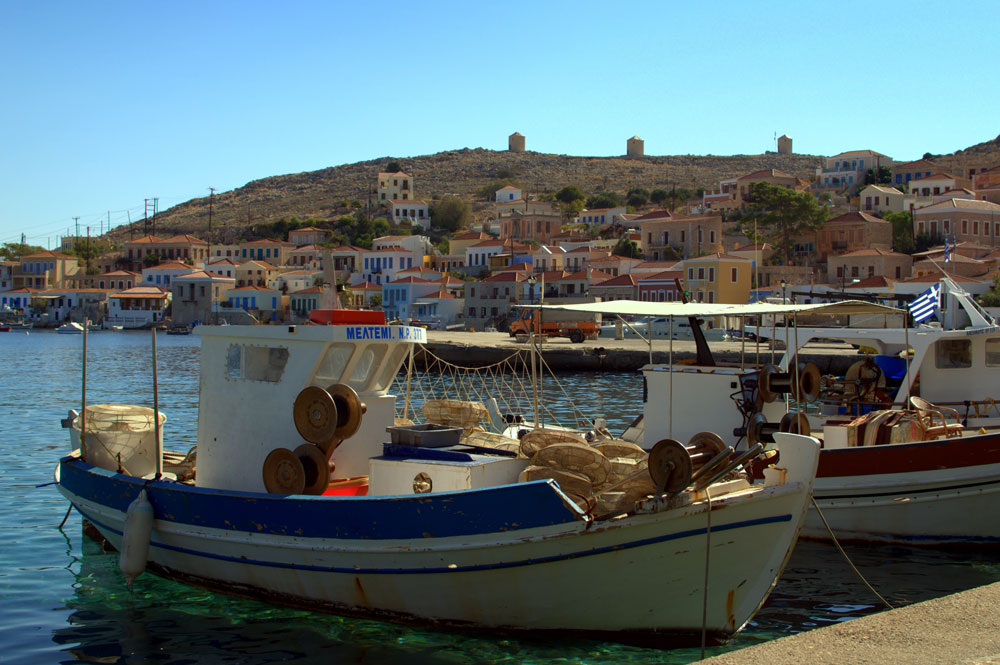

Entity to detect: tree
[980,275,1000,307]
[626,187,649,207]
[650,189,669,205]
[863,166,892,186]
[739,182,828,265]
[372,218,390,237]
[0,242,44,261]
[664,187,694,212]
[560,198,585,222]
[431,196,471,231]
[586,192,624,208]
[612,236,642,259]
[143,253,161,267]
[555,185,586,204]
[883,210,915,254]
[386,161,402,173]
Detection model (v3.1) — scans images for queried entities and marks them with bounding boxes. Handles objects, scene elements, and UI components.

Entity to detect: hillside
[107,135,1000,243]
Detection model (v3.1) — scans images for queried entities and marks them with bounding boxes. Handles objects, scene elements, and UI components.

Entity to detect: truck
[507,306,600,343]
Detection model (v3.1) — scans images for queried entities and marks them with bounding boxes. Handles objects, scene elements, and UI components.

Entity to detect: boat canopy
[535,299,902,318]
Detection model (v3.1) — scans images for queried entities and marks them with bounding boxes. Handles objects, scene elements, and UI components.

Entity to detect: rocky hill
[108,135,1000,243]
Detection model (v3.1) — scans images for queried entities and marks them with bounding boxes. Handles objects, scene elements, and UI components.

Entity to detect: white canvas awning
[535,299,902,318]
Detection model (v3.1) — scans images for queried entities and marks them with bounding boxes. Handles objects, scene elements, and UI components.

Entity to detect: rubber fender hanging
[119,488,154,587]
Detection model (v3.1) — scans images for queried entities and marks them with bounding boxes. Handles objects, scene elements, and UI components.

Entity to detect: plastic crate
[386,423,463,447]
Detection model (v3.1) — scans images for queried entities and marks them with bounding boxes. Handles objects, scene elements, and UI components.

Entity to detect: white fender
[119,488,154,586]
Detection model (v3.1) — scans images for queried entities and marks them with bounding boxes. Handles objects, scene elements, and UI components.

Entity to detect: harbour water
[3,330,1000,664]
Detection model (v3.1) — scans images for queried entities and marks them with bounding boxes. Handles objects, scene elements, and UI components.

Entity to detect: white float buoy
[119,488,154,586]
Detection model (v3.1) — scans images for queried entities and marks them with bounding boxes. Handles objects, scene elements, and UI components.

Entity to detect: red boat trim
[817,431,1000,478]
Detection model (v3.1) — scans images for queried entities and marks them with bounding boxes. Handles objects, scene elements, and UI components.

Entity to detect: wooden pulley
[326,383,365,440]
[262,447,306,495]
[779,412,811,436]
[796,362,821,403]
[685,431,727,471]
[759,362,821,403]
[747,412,781,447]
[758,364,780,403]
[294,443,331,495]
[293,386,339,444]
[648,438,694,494]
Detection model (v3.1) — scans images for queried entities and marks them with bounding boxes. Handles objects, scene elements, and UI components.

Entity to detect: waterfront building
[107,286,170,327]
[171,271,236,325]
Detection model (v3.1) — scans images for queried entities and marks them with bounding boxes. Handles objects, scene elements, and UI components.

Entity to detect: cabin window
[226,344,289,382]
[935,339,971,369]
[372,345,409,391]
[986,338,1000,366]
[314,344,354,383]
[350,344,387,389]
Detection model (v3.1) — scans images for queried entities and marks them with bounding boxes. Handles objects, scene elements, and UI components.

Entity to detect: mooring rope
[810,496,894,610]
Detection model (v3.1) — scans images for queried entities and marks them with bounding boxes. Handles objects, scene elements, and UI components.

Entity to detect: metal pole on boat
[404,344,414,421]
[647,315,652,365]
[152,327,162,479]
[794,313,801,418]
[530,328,539,428]
[669,316,674,439]
[81,320,88,460]
[740,315,745,370]
[904,322,912,405]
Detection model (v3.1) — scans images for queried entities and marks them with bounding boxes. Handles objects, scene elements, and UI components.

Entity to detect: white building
[387,200,431,230]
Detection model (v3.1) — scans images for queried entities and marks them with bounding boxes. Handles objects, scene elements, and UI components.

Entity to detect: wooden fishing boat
[549,281,1000,546]
[55,310,819,646]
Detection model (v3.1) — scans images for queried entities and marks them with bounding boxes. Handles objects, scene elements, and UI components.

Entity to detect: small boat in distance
[165,324,192,335]
[56,322,85,334]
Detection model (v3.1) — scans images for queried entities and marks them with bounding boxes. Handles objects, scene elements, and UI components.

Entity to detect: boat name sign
[344,325,427,343]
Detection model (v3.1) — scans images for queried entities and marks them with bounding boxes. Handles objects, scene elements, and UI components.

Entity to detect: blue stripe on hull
[76,506,793,575]
[59,456,583,540]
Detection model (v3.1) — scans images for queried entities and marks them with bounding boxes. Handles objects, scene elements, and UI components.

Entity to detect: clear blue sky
[2,1,998,248]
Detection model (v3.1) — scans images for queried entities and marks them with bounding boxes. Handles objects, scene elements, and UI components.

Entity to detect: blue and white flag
[908,283,941,323]
[944,237,952,264]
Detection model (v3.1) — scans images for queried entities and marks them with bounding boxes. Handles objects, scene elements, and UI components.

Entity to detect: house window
[851,266,859,277]
[974,221,980,235]
[731,267,738,282]
[688,268,694,279]
[708,267,715,282]
[962,220,968,234]
[710,230,716,244]
[697,267,705,280]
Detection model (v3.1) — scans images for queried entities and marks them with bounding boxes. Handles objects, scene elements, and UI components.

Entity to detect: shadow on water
[51,532,1000,665]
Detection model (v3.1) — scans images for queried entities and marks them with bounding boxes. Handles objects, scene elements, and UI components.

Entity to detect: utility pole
[86,226,91,274]
[74,216,80,246]
[153,197,159,236]
[144,199,150,236]
[208,187,215,267]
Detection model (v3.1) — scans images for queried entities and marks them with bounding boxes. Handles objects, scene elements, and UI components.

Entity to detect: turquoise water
[3,330,1000,664]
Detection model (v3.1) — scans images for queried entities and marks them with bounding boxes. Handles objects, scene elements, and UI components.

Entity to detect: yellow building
[16,250,81,289]
[681,253,752,304]
[377,171,413,202]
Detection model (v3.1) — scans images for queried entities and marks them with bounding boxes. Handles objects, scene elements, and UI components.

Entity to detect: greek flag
[945,237,952,264]
[908,284,941,323]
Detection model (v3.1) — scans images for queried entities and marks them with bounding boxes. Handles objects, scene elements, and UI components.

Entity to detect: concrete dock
[693,582,1000,665]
